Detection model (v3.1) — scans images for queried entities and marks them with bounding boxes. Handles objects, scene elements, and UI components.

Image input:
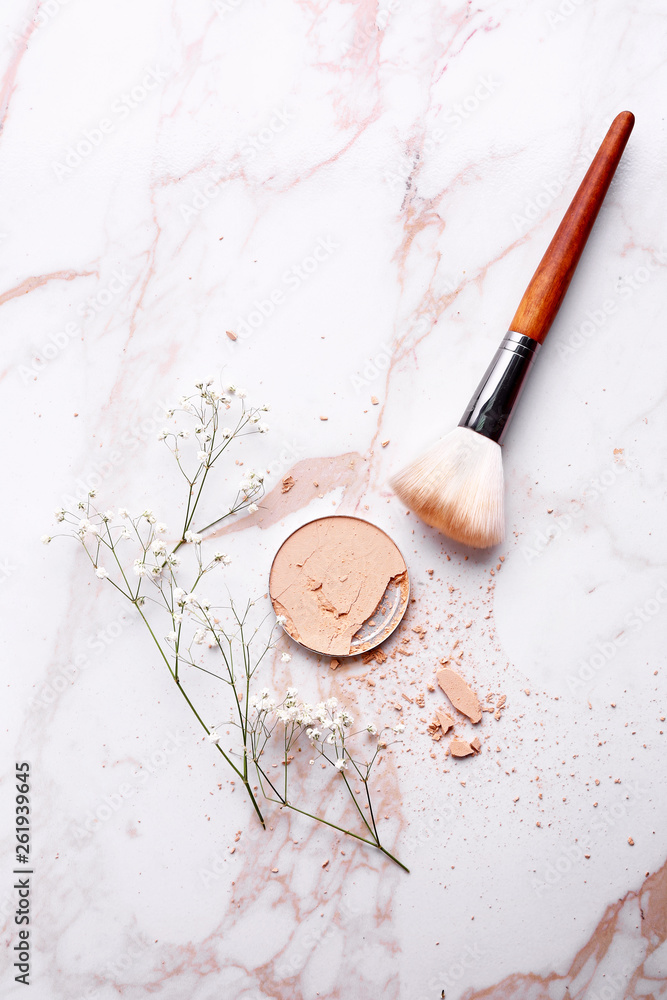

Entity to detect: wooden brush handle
[510,111,635,344]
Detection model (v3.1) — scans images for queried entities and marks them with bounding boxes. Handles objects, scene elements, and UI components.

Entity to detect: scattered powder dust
[281,476,296,493]
[269,516,408,656]
[436,667,482,723]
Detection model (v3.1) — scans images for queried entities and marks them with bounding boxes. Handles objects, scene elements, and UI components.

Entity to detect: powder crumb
[225,330,237,341]
[319,416,328,421]
[330,658,340,670]
[428,721,443,742]
[281,476,296,493]
[427,683,435,693]
[381,440,390,448]
[449,738,475,758]
[371,396,379,405]
[415,692,425,708]
[435,709,455,735]
[628,837,635,846]
[322,859,330,868]
[271,868,279,873]
[470,736,481,753]
[437,668,482,723]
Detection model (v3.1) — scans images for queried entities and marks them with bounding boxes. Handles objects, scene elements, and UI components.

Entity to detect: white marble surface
[3,0,667,997]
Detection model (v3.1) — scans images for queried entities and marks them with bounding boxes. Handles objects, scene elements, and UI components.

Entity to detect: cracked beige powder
[270,516,408,656]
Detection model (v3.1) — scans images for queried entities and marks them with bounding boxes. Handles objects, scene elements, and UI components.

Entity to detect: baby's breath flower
[260,403,270,412]
[88,488,97,498]
[133,560,148,577]
[167,554,180,566]
[41,534,52,544]
[257,423,269,434]
[207,730,221,745]
[276,615,287,626]
[164,408,175,419]
[226,384,237,394]
[142,509,156,524]
[155,522,167,534]
[165,630,178,642]
[221,427,233,439]
[193,629,208,645]
[248,413,260,424]
[197,451,208,463]
[173,587,186,604]
[366,724,378,735]
[102,510,114,521]
[157,429,169,441]
[236,388,247,398]
[247,503,259,513]
[178,429,190,439]
[335,758,347,771]
[393,723,405,734]
[184,530,202,544]
[95,567,109,579]
[118,508,130,519]
[280,652,291,663]
[54,508,66,522]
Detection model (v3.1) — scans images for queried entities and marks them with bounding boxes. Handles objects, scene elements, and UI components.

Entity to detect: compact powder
[269,516,409,656]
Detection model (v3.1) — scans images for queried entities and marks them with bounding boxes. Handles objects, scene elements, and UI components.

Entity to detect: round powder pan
[269,515,410,658]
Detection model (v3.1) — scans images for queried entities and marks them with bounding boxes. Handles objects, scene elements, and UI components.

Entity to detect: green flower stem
[133,602,265,828]
[254,763,407,871]
[265,796,409,873]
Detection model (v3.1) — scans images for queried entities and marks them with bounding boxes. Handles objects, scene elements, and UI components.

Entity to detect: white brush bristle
[390,427,504,549]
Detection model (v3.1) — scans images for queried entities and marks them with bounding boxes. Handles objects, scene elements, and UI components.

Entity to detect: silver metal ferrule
[458,331,541,444]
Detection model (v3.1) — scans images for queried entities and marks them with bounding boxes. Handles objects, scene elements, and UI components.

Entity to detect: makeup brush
[391,110,635,548]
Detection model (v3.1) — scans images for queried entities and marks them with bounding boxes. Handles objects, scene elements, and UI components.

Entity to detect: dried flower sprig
[47,381,407,870]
